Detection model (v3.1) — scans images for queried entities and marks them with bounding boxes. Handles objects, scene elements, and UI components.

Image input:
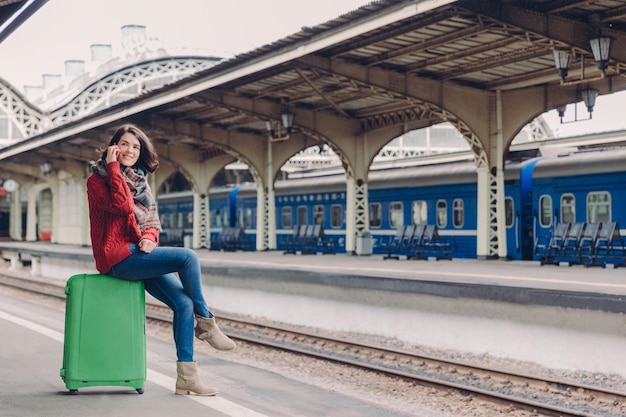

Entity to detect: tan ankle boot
[195,315,236,351]
[175,361,219,396]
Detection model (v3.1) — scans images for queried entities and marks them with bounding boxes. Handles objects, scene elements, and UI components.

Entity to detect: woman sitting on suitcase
[87,123,235,396]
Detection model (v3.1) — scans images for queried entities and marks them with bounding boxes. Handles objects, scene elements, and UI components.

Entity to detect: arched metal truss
[357,98,505,256]
[525,117,553,142]
[354,179,368,235]
[0,57,219,147]
[194,194,211,249]
[49,57,220,125]
[487,172,499,255]
[0,81,44,144]
[156,137,263,249]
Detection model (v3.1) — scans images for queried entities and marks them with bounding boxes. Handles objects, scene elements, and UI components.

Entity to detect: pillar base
[476,254,500,260]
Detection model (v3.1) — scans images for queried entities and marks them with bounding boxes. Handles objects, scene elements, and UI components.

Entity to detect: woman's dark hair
[99,124,159,173]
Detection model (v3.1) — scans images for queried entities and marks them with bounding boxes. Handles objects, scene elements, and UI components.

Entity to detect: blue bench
[536,222,625,268]
[283,224,334,255]
[583,222,625,268]
[210,227,253,251]
[382,224,455,261]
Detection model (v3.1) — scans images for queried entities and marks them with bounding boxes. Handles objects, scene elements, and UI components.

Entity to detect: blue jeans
[109,244,212,362]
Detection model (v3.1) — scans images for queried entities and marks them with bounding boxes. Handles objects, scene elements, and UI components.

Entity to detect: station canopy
[3,0,626,168]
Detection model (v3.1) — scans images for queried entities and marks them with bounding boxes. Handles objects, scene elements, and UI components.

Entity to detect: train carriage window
[282,207,293,228]
[436,200,447,228]
[330,204,343,228]
[168,213,174,229]
[160,214,167,228]
[411,201,427,225]
[222,209,229,228]
[505,197,514,227]
[177,212,183,228]
[214,209,223,228]
[237,208,243,227]
[453,199,464,228]
[313,205,324,225]
[560,194,575,224]
[186,212,193,228]
[297,206,308,225]
[369,203,382,228]
[539,195,552,227]
[244,208,253,229]
[389,202,404,227]
[587,192,611,223]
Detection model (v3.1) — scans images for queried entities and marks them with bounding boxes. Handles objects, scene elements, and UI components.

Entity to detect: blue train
[157,146,626,261]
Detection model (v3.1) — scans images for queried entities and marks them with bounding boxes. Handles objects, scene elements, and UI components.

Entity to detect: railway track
[1,272,624,417]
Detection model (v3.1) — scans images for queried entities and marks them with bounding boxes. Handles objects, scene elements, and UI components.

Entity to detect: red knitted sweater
[87,161,159,274]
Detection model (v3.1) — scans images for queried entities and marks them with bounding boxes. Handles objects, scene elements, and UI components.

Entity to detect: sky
[0,0,370,88]
[542,93,626,138]
[0,0,624,138]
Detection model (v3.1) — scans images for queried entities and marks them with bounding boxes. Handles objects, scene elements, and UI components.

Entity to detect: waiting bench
[210,227,253,252]
[535,222,625,268]
[283,224,335,255]
[159,228,184,247]
[381,224,455,261]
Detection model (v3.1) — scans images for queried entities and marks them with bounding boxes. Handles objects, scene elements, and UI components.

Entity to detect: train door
[38,189,53,241]
[228,186,240,227]
[503,195,519,259]
[518,158,542,260]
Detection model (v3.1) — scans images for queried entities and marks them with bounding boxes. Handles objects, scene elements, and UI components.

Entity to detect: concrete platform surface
[0,290,407,417]
[2,241,625,297]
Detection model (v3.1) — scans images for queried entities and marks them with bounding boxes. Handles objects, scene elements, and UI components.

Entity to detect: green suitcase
[60,274,146,394]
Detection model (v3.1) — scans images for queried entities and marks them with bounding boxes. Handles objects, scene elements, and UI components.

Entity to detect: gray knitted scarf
[91,160,161,233]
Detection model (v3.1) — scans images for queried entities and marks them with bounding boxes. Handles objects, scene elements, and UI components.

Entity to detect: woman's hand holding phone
[105,145,120,164]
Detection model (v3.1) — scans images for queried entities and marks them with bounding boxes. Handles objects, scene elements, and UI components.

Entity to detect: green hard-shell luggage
[60,274,146,394]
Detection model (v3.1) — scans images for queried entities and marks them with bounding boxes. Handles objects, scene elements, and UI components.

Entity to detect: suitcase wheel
[69,389,78,395]
[136,388,144,394]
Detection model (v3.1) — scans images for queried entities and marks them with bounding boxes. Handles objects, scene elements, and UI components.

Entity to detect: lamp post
[281,111,294,135]
[552,50,571,79]
[553,37,611,86]
[265,111,295,142]
[589,36,611,71]
[40,162,52,176]
[556,105,567,123]
[553,36,608,123]
[580,87,598,117]
[556,87,598,124]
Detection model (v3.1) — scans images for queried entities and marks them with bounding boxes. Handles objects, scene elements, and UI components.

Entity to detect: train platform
[1,240,625,307]
[0,287,408,417]
[2,240,626,382]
